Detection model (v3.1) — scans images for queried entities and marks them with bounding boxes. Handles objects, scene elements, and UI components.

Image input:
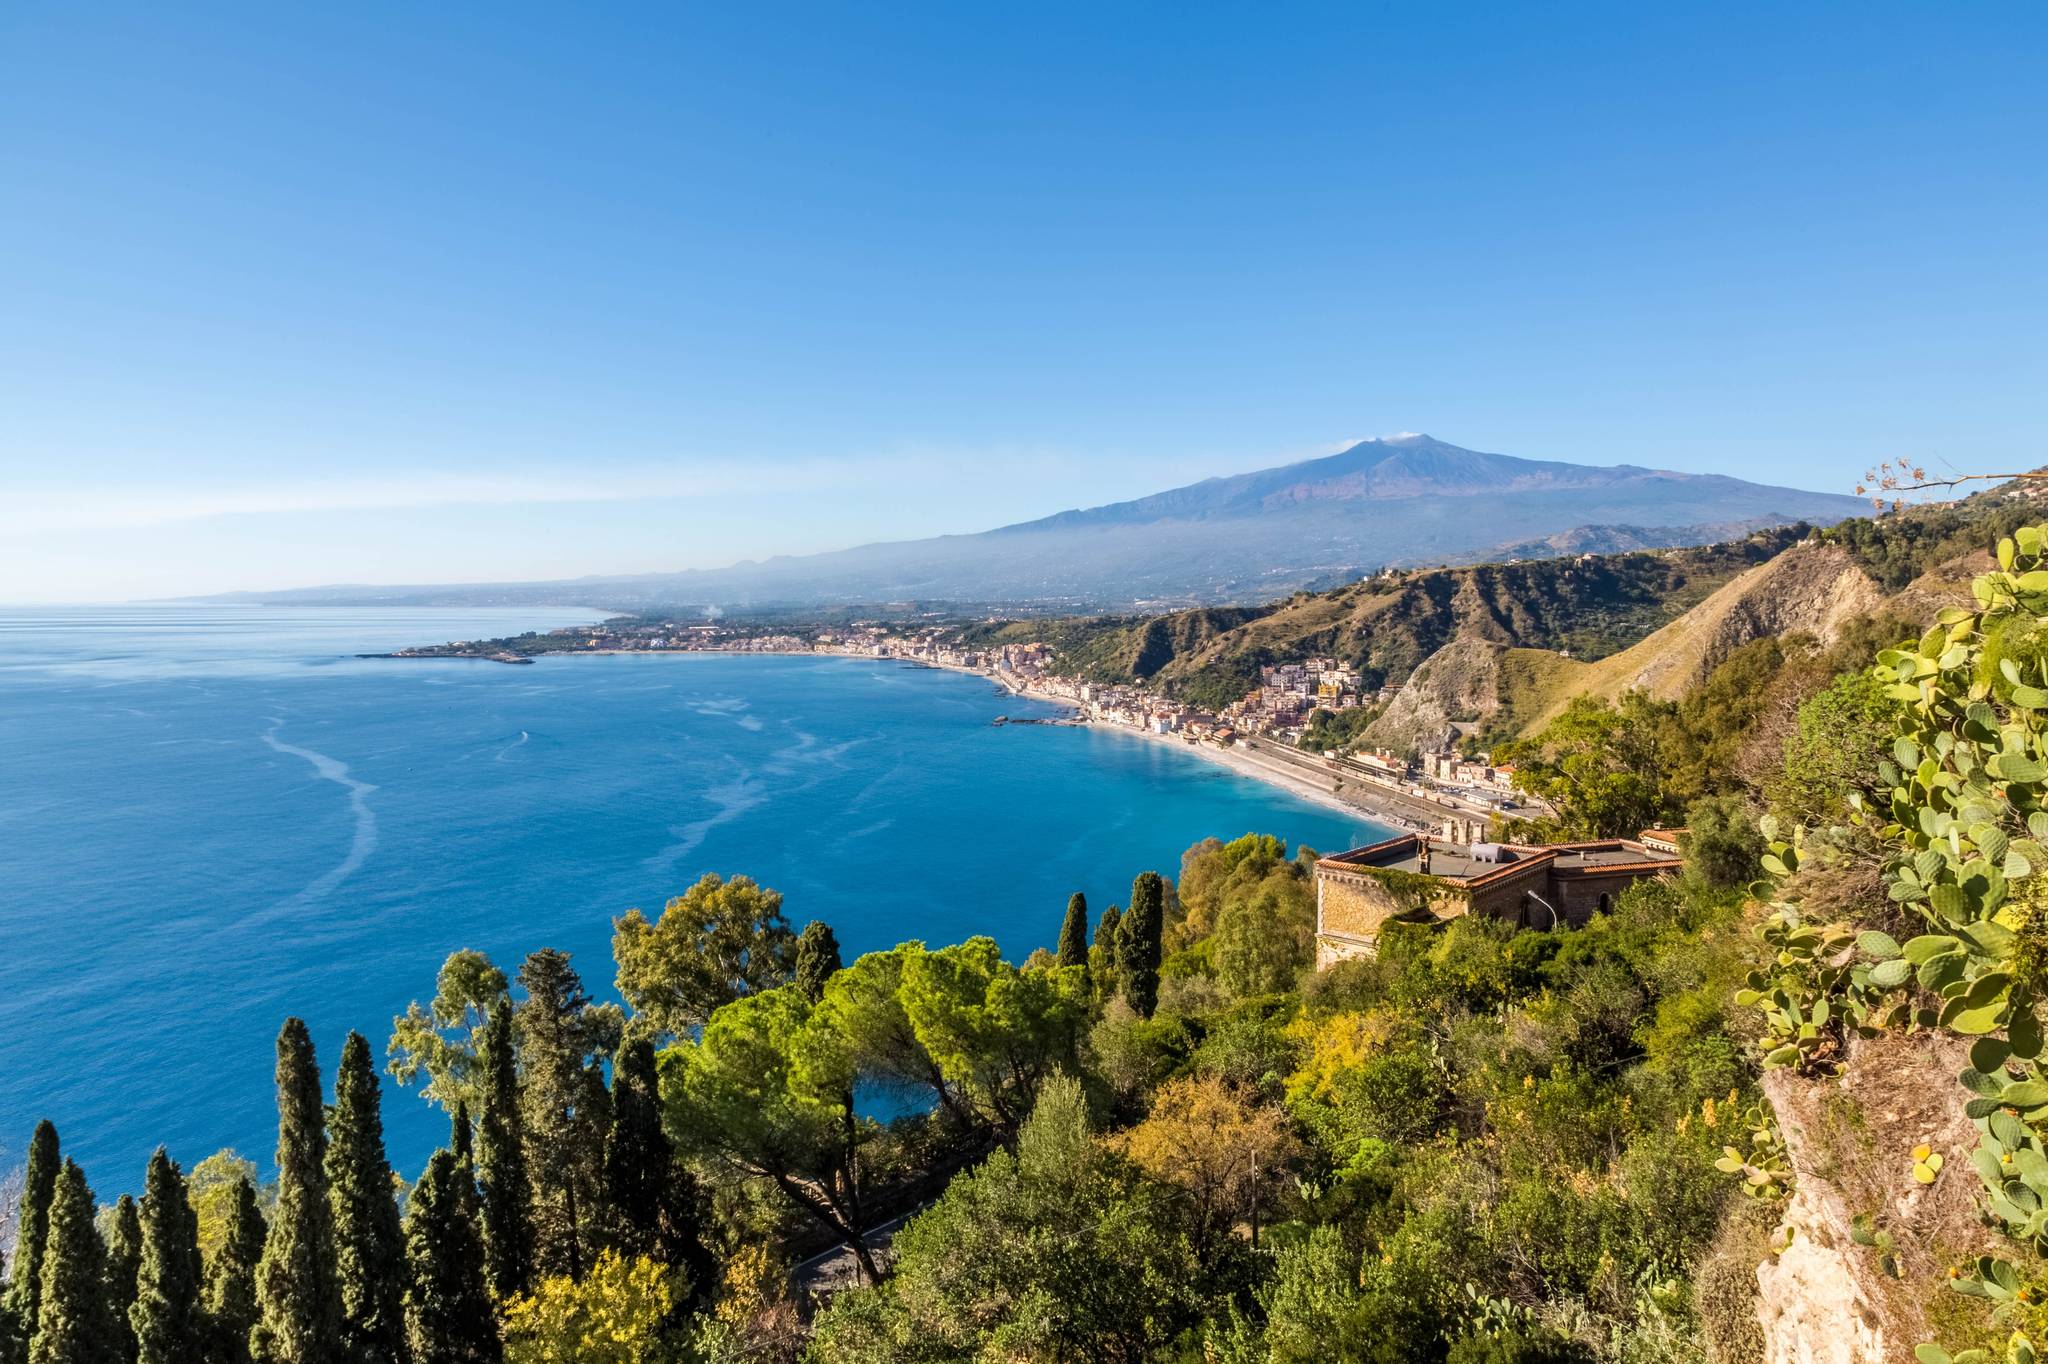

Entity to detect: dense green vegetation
[0,833,1785,1364]
[16,500,2048,1363]
[1297,703,1386,753]
[1817,486,2044,590]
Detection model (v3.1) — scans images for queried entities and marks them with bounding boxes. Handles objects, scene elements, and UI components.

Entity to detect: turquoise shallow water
[0,606,1386,1190]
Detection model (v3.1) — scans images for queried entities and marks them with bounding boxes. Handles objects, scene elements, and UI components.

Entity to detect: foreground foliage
[37,507,2048,1360]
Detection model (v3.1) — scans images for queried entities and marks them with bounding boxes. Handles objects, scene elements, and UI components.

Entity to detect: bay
[0,605,1387,1189]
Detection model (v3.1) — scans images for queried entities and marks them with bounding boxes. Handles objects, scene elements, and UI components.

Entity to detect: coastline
[369,644,1439,838]
[936,660,1428,835]
[1094,722,1389,823]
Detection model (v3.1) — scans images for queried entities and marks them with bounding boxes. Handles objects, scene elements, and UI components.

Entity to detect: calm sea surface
[0,606,1385,1190]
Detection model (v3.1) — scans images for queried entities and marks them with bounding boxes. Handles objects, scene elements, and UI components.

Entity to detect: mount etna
[205,434,1867,610]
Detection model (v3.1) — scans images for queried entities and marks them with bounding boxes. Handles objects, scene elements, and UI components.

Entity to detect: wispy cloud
[4,435,1393,538]
[1307,432,1419,457]
[6,459,911,534]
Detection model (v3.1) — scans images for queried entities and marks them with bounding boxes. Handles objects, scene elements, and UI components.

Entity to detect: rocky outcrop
[1623,541,1884,696]
[1531,542,1885,728]
[1885,549,1992,625]
[1750,1032,2003,1364]
[1358,638,1507,753]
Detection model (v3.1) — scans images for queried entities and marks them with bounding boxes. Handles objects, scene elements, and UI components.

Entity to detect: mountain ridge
[983,479,2048,751]
[194,434,1866,609]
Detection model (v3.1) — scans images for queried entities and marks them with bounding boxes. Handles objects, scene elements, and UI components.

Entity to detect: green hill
[975,526,1807,710]
[965,481,2048,727]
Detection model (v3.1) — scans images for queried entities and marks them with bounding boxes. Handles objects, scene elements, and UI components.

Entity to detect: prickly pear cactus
[1736,525,2048,1359]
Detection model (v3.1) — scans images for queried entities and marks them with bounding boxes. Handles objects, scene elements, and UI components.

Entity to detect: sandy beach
[972,665,1434,837]
[1108,725,1433,835]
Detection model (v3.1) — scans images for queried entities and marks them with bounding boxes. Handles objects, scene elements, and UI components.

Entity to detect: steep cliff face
[1048,530,1803,708]
[1745,1033,2004,1364]
[1884,549,1992,624]
[1358,639,1507,752]
[1528,542,1886,729]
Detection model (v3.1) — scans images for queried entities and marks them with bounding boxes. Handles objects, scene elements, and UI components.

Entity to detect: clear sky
[2,2,2042,601]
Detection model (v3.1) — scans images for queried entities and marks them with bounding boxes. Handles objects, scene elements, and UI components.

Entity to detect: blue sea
[0,606,1385,1191]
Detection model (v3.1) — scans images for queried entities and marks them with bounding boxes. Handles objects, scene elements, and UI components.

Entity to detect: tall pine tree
[29,1160,114,1364]
[401,1153,498,1364]
[201,1177,264,1364]
[473,1001,532,1302]
[250,1018,341,1364]
[793,921,842,1003]
[1056,892,1089,968]
[1119,872,1165,1019]
[514,951,608,1281]
[130,1150,204,1364]
[102,1196,140,1364]
[5,1121,61,1360]
[326,1033,405,1364]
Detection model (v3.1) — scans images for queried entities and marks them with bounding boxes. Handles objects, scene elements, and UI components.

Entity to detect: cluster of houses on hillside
[1216,658,1375,734]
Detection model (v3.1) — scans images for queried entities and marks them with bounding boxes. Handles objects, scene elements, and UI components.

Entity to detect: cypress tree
[472,1001,532,1302]
[448,1105,472,1174]
[29,1160,113,1364]
[250,1018,341,1364]
[1056,892,1089,968]
[574,1061,613,1247]
[602,1038,667,1258]
[1120,872,1165,1019]
[793,921,842,1003]
[401,1153,498,1364]
[5,1121,61,1356]
[201,1178,264,1364]
[448,1103,477,1234]
[657,1165,716,1311]
[131,1150,203,1364]
[1090,903,1123,1001]
[325,1032,405,1364]
[514,950,601,1282]
[101,1197,140,1364]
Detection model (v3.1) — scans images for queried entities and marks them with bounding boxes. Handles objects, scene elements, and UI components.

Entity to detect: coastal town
[376,616,1551,835]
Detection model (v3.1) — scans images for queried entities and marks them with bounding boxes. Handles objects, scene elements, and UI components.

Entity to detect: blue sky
[2,2,2042,600]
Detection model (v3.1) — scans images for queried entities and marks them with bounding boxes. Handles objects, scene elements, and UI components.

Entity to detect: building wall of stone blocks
[1317,869,1469,945]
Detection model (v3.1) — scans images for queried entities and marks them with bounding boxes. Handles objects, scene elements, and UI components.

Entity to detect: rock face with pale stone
[1752,1033,2006,1364]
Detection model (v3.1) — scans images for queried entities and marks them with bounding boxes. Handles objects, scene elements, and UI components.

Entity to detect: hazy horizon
[2,434,1871,607]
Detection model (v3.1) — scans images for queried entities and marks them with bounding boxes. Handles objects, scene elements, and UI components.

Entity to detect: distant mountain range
[200,435,1868,610]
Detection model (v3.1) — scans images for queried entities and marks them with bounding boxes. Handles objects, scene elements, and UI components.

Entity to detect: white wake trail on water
[643,770,766,877]
[263,724,379,906]
[495,731,530,761]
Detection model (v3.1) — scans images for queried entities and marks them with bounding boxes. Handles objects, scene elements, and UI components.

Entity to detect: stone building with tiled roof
[1312,830,1684,968]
